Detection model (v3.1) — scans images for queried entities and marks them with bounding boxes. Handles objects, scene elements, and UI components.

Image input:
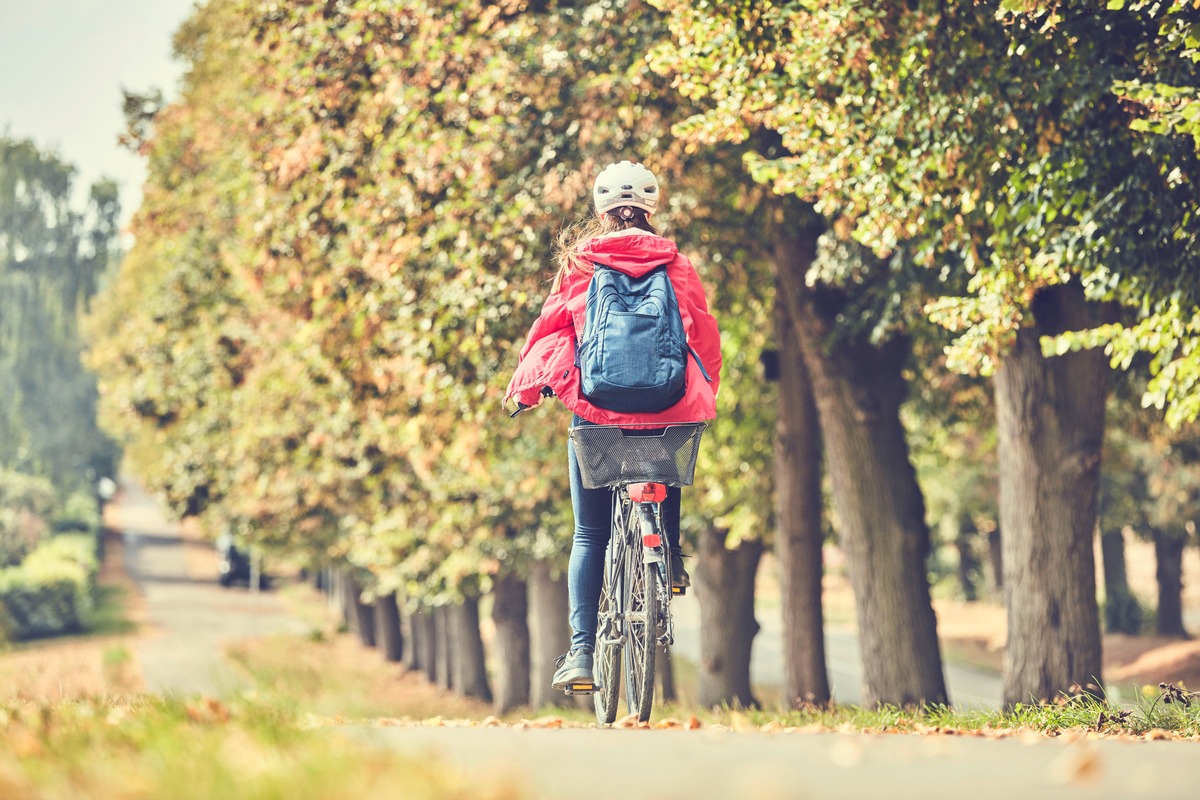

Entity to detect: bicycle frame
[590,479,678,725]
[558,420,706,725]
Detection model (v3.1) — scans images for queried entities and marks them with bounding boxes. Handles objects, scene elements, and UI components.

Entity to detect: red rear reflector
[642,533,662,548]
[628,482,667,503]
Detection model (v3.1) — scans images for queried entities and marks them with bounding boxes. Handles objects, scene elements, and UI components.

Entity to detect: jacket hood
[576,230,679,278]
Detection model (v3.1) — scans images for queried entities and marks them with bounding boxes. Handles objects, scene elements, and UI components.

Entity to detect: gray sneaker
[551,648,596,692]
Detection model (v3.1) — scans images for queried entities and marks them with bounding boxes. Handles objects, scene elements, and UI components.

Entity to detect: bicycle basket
[569,423,707,489]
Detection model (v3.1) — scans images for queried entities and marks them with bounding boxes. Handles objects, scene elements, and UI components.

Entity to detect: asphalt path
[671,584,1006,708]
[354,724,1199,800]
[115,477,306,695]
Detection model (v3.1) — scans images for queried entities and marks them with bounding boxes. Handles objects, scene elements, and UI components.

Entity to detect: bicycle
[565,422,706,726]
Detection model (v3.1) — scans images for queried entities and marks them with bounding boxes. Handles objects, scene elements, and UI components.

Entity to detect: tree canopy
[1,136,119,493]
[90,0,777,607]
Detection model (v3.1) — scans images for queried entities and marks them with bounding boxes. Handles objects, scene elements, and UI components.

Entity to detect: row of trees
[90,0,1200,711]
[0,137,116,642]
[1,137,119,494]
[1,136,119,564]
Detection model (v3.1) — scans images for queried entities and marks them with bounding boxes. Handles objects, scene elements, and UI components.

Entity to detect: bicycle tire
[592,578,621,725]
[623,559,658,722]
[593,513,624,726]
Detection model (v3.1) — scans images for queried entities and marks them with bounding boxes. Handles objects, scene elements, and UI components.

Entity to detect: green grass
[720,683,1200,737]
[0,696,516,800]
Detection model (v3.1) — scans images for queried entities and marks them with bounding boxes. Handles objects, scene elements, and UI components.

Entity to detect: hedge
[51,490,103,535]
[0,534,99,641]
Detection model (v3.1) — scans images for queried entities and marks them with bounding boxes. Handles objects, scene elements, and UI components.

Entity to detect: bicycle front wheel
[623,559,658,722]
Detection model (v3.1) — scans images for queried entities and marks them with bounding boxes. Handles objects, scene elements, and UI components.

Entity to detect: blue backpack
[576,262,710,414]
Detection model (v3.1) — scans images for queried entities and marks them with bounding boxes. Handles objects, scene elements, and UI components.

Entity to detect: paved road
[672,586,1005,708]
[114,477,306,695]
[355,725,1198,800]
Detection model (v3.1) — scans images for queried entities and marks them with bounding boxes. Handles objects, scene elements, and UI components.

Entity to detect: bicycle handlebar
[509,386,555,418]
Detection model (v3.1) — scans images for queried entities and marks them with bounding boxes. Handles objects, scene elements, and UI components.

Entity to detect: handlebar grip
[510,402,530,418]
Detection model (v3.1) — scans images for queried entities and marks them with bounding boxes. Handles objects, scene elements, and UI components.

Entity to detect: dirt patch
[1105,635,1200,689]
[935,602,1200,690]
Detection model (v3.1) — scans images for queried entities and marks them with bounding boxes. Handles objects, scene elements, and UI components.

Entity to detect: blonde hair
[550,208,659,292]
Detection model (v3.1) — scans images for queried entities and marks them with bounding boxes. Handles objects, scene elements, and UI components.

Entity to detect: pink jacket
[505,230,722,425]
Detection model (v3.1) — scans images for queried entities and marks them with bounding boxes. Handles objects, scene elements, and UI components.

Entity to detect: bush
[0,470,56,517]
[51,490,103,535]
[0,470,57,567]
[0,534,98,641]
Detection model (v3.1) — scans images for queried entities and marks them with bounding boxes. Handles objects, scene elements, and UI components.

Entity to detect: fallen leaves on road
[1048,746,1103,786]
[341,714,1200,742]
[185,698,231,724]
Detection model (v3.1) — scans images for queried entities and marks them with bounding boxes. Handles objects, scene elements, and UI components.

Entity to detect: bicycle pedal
[671,585,686,596]
[564,682,599,695]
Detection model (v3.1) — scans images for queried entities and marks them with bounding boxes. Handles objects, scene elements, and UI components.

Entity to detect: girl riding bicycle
[505,161,722,692]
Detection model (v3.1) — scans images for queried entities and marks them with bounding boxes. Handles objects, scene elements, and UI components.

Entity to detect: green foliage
[90,0,775,605]
[0,136,121,491]
[51,490,102,535]
[652,0,1200,421]
[0,470,56,567]
[1102,395,1200,535]
[0,533,97,641]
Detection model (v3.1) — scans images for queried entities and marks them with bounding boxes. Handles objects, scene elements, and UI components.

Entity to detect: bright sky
[0,0,199,228]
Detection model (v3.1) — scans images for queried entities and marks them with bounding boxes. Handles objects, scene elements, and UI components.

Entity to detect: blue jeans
[567,419,682,652]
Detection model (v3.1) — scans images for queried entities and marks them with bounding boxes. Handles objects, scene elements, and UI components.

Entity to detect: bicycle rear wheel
[593,534,622,725]
[623,559,658,722]
[590,587,619,724]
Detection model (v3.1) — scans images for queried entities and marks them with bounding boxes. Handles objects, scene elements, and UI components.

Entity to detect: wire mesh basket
[569,423,707,489]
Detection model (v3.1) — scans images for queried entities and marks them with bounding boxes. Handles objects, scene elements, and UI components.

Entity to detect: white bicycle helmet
[592,160,659,216]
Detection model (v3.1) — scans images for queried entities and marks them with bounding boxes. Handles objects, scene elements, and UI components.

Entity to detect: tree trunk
[1100,527,1142,634]
[528,560,572,708]
[955,512,980,603]
[696,527,762,708]
[354,594,377,649]
[412,605,436,680]
[995,282,1109,705]
[1153,527,1188,638]
[400,592,419,671]
[491,573,531,712]
[375,592,404,662]
[433,605,453,690]
[449,596,492,702]
[328,569,345,619]
[987,528,1004,592]
[339,571,360,634]
[772,197,946,706]
[773,286,830,708]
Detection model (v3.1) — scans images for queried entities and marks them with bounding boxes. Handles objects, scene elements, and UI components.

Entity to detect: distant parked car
[216,533,268,589]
